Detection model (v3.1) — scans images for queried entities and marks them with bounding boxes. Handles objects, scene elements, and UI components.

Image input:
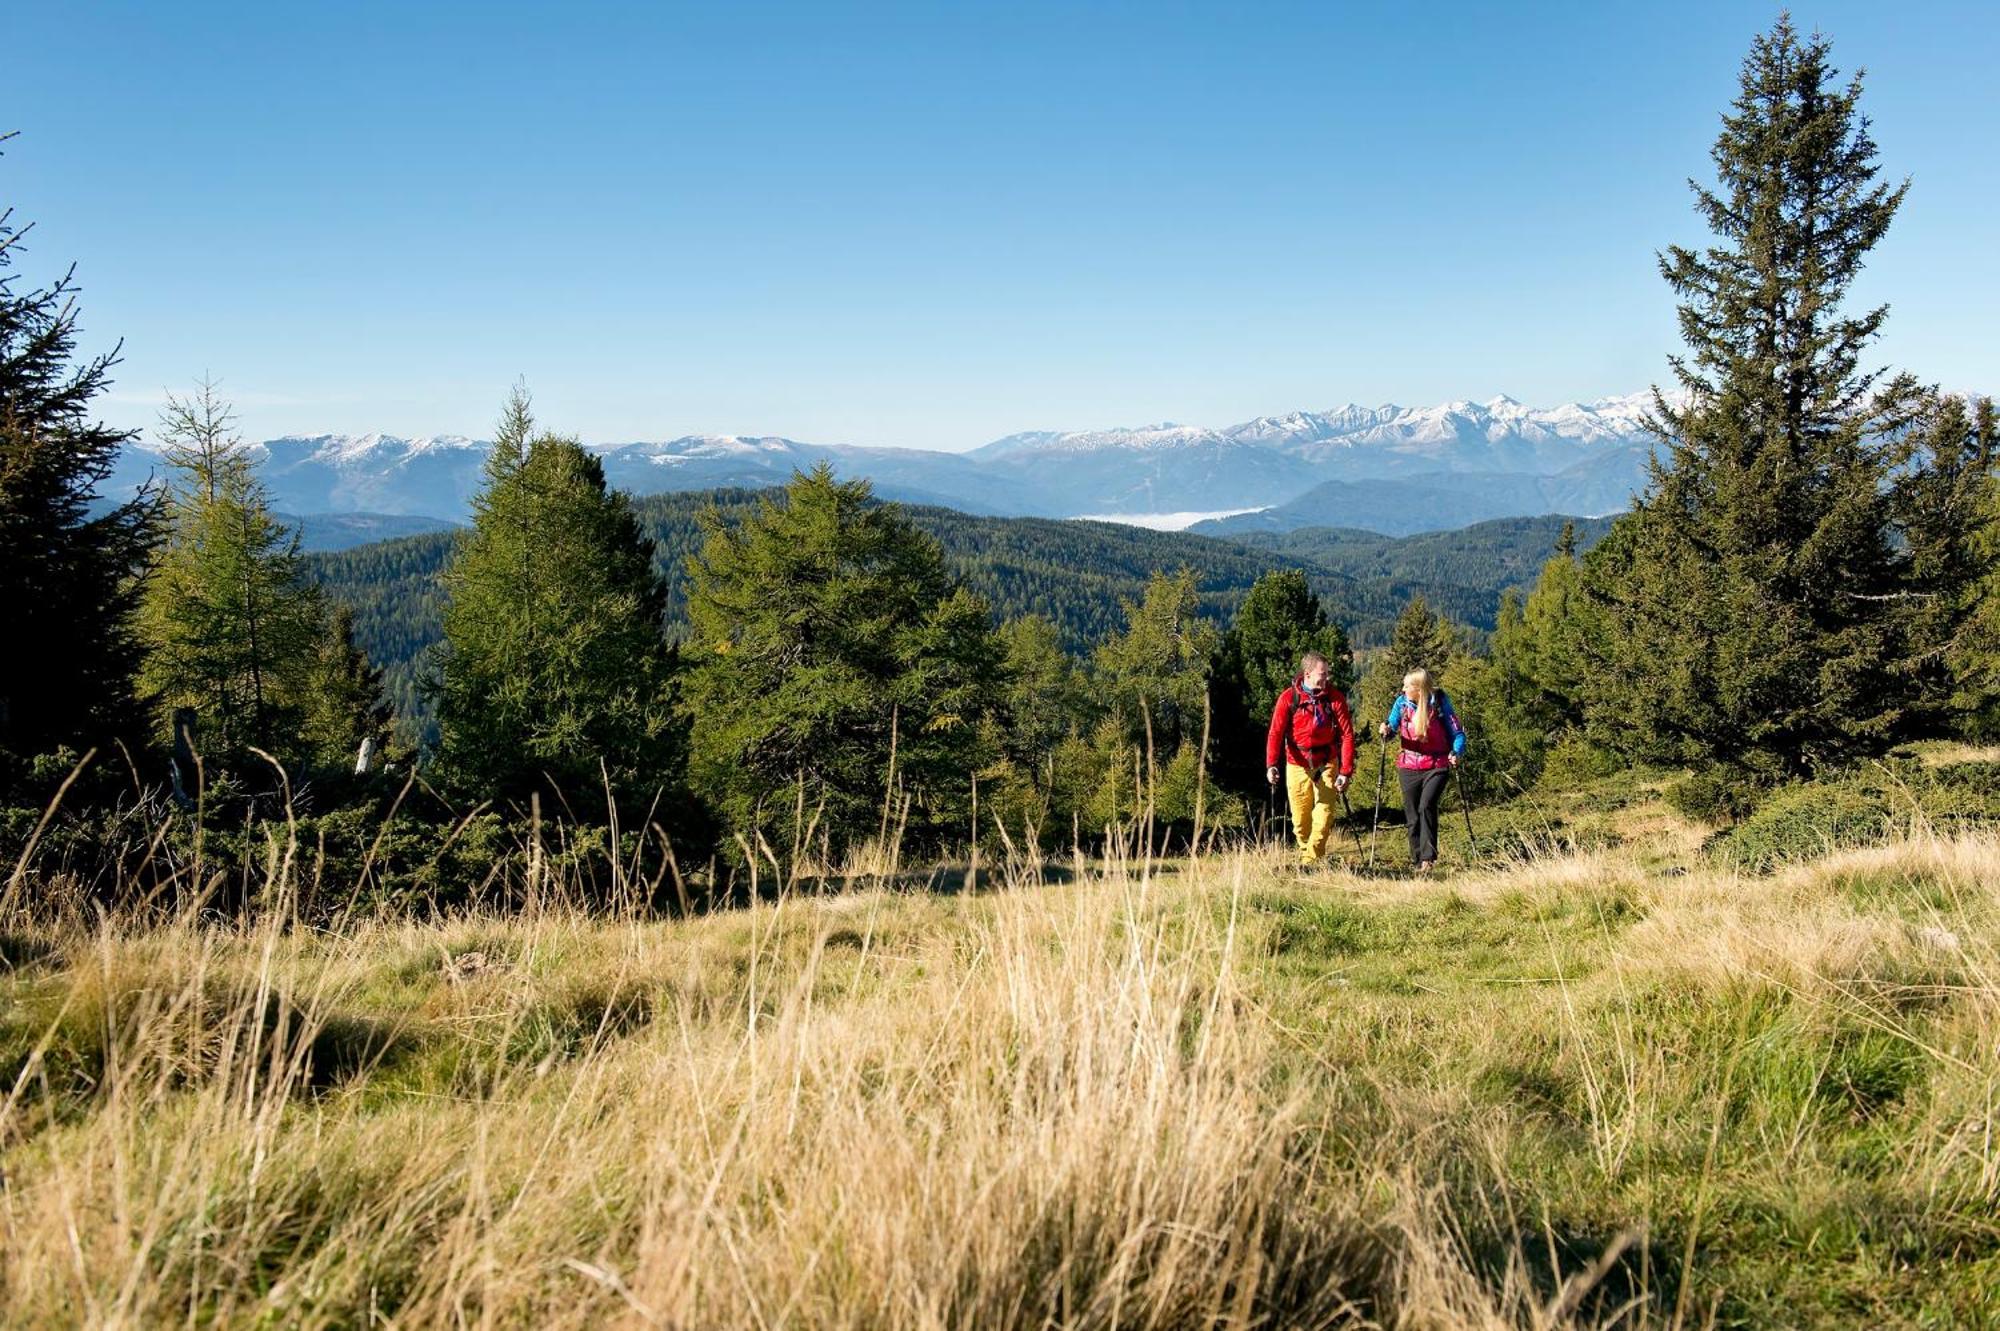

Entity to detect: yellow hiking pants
[1285,762,1343,864]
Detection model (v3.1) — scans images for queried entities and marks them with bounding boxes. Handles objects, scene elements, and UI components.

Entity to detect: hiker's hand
[1448,754,1460,769]
[1266,765,1280,788]
[1334,773,1349,792]
[1378,723,1391,740]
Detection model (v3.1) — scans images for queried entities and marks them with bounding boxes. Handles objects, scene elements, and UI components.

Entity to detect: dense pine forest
[305,498,1603,741]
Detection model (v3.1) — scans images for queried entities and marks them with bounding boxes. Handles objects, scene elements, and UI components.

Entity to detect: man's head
[1299,651,1330,691]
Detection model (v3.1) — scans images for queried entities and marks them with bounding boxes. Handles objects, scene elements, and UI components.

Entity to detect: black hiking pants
[1398,767,1451,865]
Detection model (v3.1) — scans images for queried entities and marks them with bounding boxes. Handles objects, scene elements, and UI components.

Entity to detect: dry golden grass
[2,815,1996,1327]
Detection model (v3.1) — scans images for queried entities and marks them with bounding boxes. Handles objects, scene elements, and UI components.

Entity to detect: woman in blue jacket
[1377,668,1465,871]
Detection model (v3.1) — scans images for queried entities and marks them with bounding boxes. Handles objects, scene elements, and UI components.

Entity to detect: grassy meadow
[2,763,1997,1328]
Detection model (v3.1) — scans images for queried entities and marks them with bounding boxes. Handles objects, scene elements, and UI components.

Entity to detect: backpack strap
[1280,686,1303,767]
[1281,683,1326,770]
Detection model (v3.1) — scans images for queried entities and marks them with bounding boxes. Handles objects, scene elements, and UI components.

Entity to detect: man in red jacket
[1265,651,1357,867]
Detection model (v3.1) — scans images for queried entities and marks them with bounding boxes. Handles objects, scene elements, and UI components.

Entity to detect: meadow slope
[2,782,1996,1328]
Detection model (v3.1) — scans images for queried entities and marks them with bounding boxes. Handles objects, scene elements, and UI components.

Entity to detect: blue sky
[5,1,1994,449]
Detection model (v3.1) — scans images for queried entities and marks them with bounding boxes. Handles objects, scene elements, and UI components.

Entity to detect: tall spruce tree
[683,463,1000,856]
[137,382,329,772]
[1584,16,1909,779]
[1886,390,2000,733]
[428,388,685,817]
[0,142,156,783]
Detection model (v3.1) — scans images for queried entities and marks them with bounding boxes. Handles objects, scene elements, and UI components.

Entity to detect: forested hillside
[1224,515,1615,628]
[308,490,1586,732]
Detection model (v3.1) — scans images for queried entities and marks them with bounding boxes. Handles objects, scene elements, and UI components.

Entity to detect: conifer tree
[1507,523,1593,727]
[1222,570,1352,701]
[1449,593,1542,785]
[428,388,685,816]
[993,614,1092,771]
[300,604,393,771]
[1585,16,1910,778]
[1092,568,1220,760]
[1358,594,1458,730]
[979,614,1096,841]
[1453,543,1603,792]
[1210,569,1351,792]
[684,463,1000,856]
[1080,570,1227,833]
[0,142,156,782]
[138,382,328,771]
[1887,390,2000,733]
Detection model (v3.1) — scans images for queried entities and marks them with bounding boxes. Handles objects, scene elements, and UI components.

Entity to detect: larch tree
[137,380,328,773]
[427,386,687,821]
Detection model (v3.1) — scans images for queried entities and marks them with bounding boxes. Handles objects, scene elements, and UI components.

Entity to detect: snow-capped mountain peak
[262,432,485,463]
[104,389,1666,530]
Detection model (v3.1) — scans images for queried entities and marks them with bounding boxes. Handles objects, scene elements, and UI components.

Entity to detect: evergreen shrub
[1665,768,1764,825]
[1537,733,1623,789]
[1713,781,1896,872]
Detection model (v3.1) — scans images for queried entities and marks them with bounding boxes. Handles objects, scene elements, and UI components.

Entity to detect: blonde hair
[1402,668,1434,740]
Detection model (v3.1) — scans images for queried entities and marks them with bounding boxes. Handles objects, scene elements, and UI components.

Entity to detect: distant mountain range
[108,392,1663,541]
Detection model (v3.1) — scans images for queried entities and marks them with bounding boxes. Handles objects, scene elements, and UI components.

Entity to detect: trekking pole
[1453,760,1478,857]
[1281,772,1294,855]
[1367,738,1387,870]
[1336,785,1366,860]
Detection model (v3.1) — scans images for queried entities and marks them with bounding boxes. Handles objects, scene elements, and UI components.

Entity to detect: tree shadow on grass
[1469,1223,1681,1328]
[718,861,1081,907]
[297,1008,426,1093]
[0,932,60,974]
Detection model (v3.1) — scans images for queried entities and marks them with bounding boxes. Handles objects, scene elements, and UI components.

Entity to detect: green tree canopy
[1584,16,1916,780]
[300,603,393,773]
[993,614,1093,771]
[427,388,685,820]
[1358,594,1459,731]
[1210,569,1352,792]
[1092,568,1221,761]
[1504,524,1594,732]
[137,382,334,775]
[1887,391,2000,734]
[0,144,156,785]
[683,463,1001,858]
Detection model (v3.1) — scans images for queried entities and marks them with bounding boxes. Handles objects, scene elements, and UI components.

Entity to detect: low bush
[1666,766,1766,824]
[1713,780,1897,872]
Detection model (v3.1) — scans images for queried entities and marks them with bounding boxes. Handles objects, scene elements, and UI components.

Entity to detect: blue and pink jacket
[1384,692,1466,771]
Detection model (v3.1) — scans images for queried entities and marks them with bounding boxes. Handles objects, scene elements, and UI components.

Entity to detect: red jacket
[1266,680,1356,777]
